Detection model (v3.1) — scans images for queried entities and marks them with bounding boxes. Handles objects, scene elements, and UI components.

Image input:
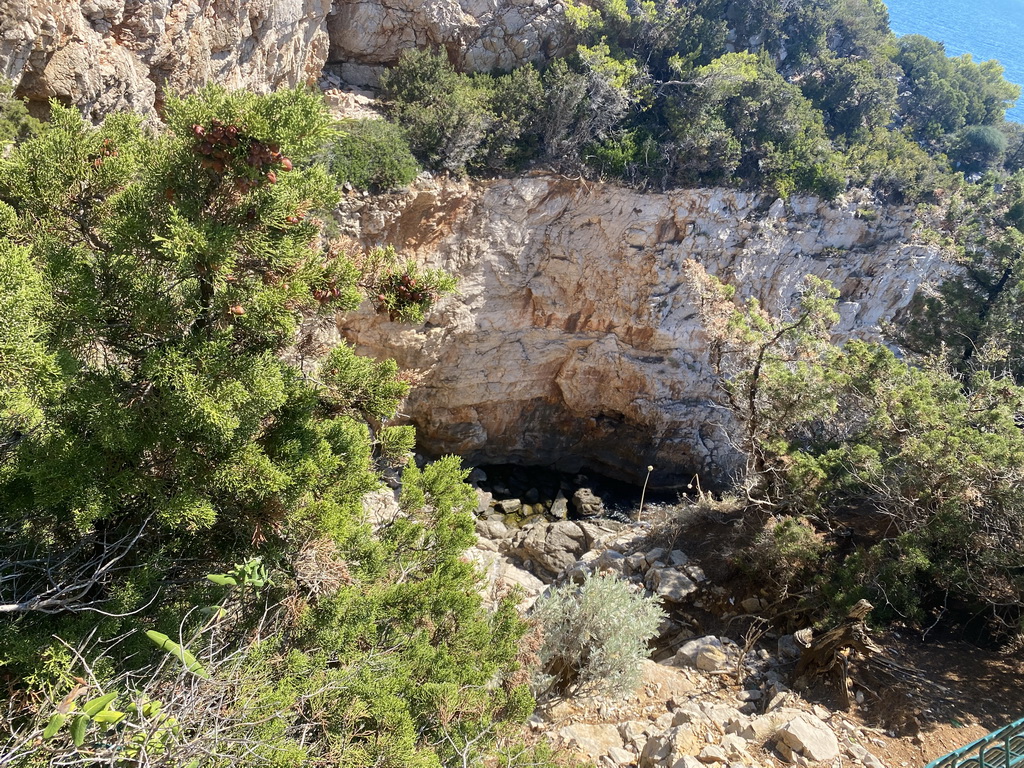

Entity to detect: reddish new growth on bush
[191,118,293,192]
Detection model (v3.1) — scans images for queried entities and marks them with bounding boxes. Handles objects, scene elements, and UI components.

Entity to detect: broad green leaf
[42,713,66,739]
[91,709,126,724]
[83,692,118,717]
[70,714,88,747]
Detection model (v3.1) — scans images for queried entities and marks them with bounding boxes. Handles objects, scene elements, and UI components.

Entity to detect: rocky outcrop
[326,0,570,86]
[332,175,944,486]
[1,0,333,119]
[1,0,570,118]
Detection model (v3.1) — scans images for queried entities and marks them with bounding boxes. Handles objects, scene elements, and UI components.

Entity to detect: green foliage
[0,80,40,148]
[692,263,1024,628]
[145,631,210,678]
[902,171,1024,378]
[375,1,1021,196]
[532,571,664,703]
[541,48,638,168]
[843,127,952,202]
[666,52,847,197]
[949,124,1008,174]
[206,556,272,589]
[319,118,420,191]
[380,49,497,175]
[894,35,1020,142]
[801,54,899,141]
[0,88,537,768]
[360,245,459,324]
[742,516,824,597]
[378,425,416,464]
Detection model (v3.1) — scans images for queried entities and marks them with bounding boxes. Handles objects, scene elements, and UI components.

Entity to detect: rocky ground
[376,468,1024,768]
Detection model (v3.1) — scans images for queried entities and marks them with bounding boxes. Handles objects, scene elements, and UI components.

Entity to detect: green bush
[320,118,419,191]
[743,516,824,597]
[844,126,951,202]
[949,124,1007,174]
[690,262,1024,633]
[0,79,40,147]
[532,572,664,703]
[0,87,537,768]
[380,49,495,175]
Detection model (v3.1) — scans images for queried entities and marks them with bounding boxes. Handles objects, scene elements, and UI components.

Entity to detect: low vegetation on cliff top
[378,0,1022,201]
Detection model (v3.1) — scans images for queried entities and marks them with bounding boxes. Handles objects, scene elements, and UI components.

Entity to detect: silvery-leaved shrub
[531,571,664,703]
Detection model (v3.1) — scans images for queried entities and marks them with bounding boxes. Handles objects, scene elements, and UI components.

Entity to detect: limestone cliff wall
[326,0,570,86]
[1,0,333,119]
[0,0,569,117]
[331,176,943,487]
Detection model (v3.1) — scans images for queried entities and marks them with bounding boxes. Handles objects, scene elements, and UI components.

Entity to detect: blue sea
[884,0,1024,122]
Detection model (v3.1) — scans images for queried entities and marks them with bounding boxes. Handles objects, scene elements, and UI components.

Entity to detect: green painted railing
[926,718,1024,768]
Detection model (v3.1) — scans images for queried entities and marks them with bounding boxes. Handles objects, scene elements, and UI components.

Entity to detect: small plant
[43,691,125,747]
[531,572,664,703]
[366,250,458,323]
[206,556,272,589]
[145,631,210,679]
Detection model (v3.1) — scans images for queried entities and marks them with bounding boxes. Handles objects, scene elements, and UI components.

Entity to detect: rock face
[1,0,570,118]
[1,0,333,118]
[326,0,571,86]
[333,175,944,486]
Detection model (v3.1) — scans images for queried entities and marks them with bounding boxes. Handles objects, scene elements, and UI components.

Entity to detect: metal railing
[926,718,1024,768]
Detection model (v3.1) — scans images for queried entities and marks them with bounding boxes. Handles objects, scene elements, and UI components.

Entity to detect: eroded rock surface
[326,0,571,86]
[1,0,570,118]
[333,175,944,485]
[1,0,333,118]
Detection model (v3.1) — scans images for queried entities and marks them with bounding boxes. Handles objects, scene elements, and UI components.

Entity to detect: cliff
[0,1,946,485]
[0,0,568,118]
[330,175,943,486]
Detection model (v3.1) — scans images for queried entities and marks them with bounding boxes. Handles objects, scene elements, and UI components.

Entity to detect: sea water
[884,0,1024,122]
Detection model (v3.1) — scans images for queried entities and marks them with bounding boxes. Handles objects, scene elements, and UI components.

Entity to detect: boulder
[696,646,731,673]
[697,745,728,763]
[640,725,702,768]
[619,720,651,749]
[474,517,509,540]
[465,548,545,609]
[572,487,605,517]
[497,498,522,514]
[719,734,755,763]
[669,550,690,566]
[674,636,725,667]
[559,723,624,759]
[550,491,569,519]
[361,488,400,528]
[474,488,493,514]
[776,714,841,763]
[648,568,699,602]
[510,520,588,577]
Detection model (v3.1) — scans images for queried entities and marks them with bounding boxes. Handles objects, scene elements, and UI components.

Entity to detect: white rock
[650,568,699,602]
[695,645,731,672]
[676,636,725,666]
[335,176,943,488]
[776,715,841,763]
[559,723,624,759]
[698,745,729,763]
